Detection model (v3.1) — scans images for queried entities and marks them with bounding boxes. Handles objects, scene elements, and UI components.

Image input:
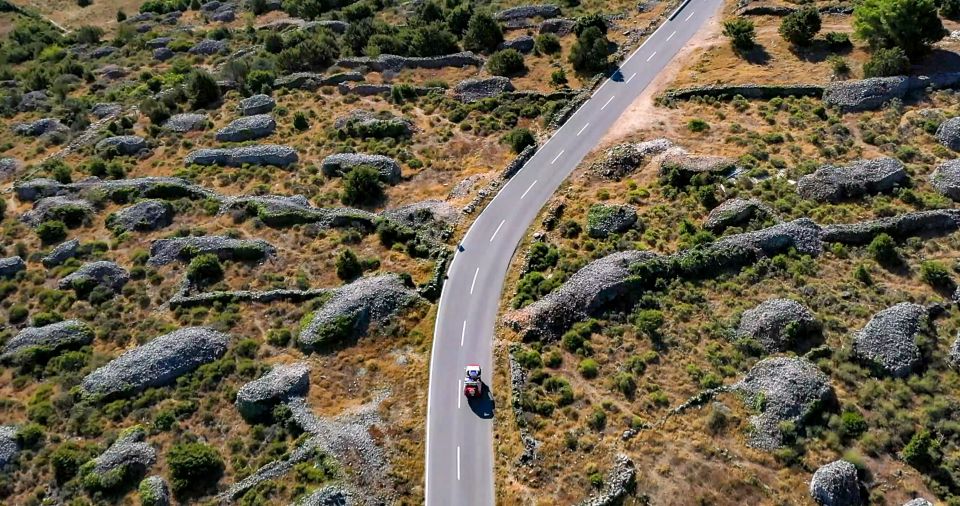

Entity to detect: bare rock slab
[704,198,778,232]
[797,157,906,202]
[215,114,277,142]
[148,235,276,265]
[810,459,863,506]
[0,256,25,278]
[823,76,909,112]
[736,299,819,353]
[1,320,94,364]
[321,153,402,184]
[59,261,130,294]
[236,362,310,420]
[852,302,927,378]
[185,144,298,168]
[108,200,174,232]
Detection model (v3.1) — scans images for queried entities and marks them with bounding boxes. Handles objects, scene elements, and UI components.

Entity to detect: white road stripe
[626,72,637,84]
[667,30,677,41]
[601,96,615,110]
[521,180,538,199]
[489,219,506,242]
[470,267,479,294]
[551,150,564,164]
[458,380,462,409]
[647,51,657,62]
[457,446,461,480]
[461,320,467,346]
[685,10,696,21]
[577,123,590,136]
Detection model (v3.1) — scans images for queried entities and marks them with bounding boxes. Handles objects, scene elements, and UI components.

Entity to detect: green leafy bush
[503,127,535,154]
[167,442,224,496]
[779,7,821,46]
[862,46,910,77]
[186,253,223,285]
[722,18,756,51]
[853,0,945,60]
[463,11,503,53]
[341,165,384,206]
[185,69,221,110]
[335,249,362,281]
[578,358,599,378]
[867,233,900,265]
[535,33,561,54]
[569,26,609,73]
[36,220,67,245]
[920,260,953,289]
[487,49,525,76]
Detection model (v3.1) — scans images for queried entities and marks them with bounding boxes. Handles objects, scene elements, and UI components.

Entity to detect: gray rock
[96,135,148,156]
[212,9,235,21]
[59,261,130,293]
[659,147,738,178]
[321,153,402,184]
[239,94,276,116]
[81,327,230,398]
[19,90,49,111]
[538,17,576,35]
[163,113,207,133]
[937,117,960,151]
[500,35,535,53]
[14,118,67,137]
[297,485,354,506]
[797,157,907,202]
[273,72,322,89]
[96,64,127,80]
[20,196,94,227]
[200,0,221,11]
[148,235,276,265]
[932,160,960,201]
[810,460,863,506]
[85,427,156,487]
[139,475,171,506]
[215,114,276,142]
[735,357,834,450]
[189,39,228,55]
[309,19,350,33]
[1,320,93,363]
[586,204,637,238]
[496,4,561,21]
[153,47,174,61]
[0,157,20,177]
[853,302,927,378]
[704,198,778,232]
[575,454,636,506]
[146,37,172,49]
[16,176,217,203]
[42,239,79,267]
[821,209,960,245]
[0,426,19,469]
[298,275,419,349]
[950,332,960,370]
[184,144,299,167]
[235,362,310,420]
[902,499,934,506]
[735,299,818,353]
[91,102,122,119]
[108,200,174,232]
[505,251,656,340]
[221,194,377,229]
[823,76,909,112]
[453,76,515,103]
[0,256,25,279]
[335,52,484,72]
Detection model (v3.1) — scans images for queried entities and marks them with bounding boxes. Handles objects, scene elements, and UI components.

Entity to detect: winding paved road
[425,1,725,503]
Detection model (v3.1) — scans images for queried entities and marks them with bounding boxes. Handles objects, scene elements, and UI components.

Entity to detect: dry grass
[8,0,142,32]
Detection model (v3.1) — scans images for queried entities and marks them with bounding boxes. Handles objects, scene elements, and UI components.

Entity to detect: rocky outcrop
[21,196,94,227]
[0,256,25,278]
[169,288,329,309]
[153,47,174,61]
[902,499,934,506]
[931,160,960,200]
[852,302,927,378]
[705,198,778,232]
[735,299,818,353]
[797,157,907,202]
[43,239,79,267]
[163,113,208,133]
[146,37,171,49]
[334,110,414,138]
[335,51,484,72]
[810,460,863,506]
[215,114,276,142]
[239,94,276,116]
[14,118,67,137]
[575,454,636,506]
[189,38,228,55]
[538,17,576,35]
[273,71,363,90]
[735,357,834,450]
[501,35,535,53]
[505,251,656,340]
[139,475,171,506]
[59,261,130,293]
[321,153,402,184]
[108,200,175,232]
[221,194,377,229]
[496,4,561,21]
[1,320,94,363]
[590,139,673,180]
[820,209,960,245]
[96,135,148,156]
[91,103,122,119]
[83,427,156,489]
[0,157,20,177]
[185,144,299,167]
[453,76,515,103]
[936,117,960,151]
[950,333,960,370]
[823,76,909,112]
[297,485,354,506]
[15,176,217,203]
[298,275,419,350]
[96,64,127,80]
[81,327,230,399]
[659,148,738,179]
[236,362,310,420]
[148,235,276,265]
[0,426,19,469]
[586,204,637,238]
[663,83,824,101]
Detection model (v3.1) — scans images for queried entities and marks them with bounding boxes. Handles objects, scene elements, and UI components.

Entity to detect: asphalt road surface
[425,1,725,503]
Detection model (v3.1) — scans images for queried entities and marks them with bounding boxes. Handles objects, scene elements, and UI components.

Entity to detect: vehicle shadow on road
[468,383,495,419]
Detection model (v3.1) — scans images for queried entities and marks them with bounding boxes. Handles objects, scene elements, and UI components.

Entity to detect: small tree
[550,67,568,86]
[853,0,946,61]
[573,13,607,37]
[943,0,960,21]
[167,443,223,497]
[75,26,104,45]
[862,46,910,77]
[341,165,384,206]
[535,33,561,55]
[293,111,310,131]
[335,249,362,281]
[116,9,127,22]
[186,253,223,285]
[264,33,284,53]
[868,233,899,265]
[723,18,756,51]
[569,26,609,73]
[185,69,221,110]
[503,128,535,154]
[779,7,821,47]
[77,0,92,7]
[463,11,503,53]
[36,221,67,245]
[486,49,525,76]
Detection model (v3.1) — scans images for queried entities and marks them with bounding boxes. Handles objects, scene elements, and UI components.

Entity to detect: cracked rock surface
[0,256,25,278]
[96,135,148,156]
[937,117,960,151]
[185,144,299,167]
[239,94,275,116]
[931,159,960,200]
[823,76,909,112]
[215,114,277,142]
[0,426,19,469]
[108,200,174,232]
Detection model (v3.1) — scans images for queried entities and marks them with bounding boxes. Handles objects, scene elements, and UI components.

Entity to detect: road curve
[425,1,725,504]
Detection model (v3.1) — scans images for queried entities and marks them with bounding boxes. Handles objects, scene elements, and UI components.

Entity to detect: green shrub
[341,165,384,206]
[569,26,609,73]
[612,372,636,397]
[723,18,756,51]
[587,407,606,430]
[16,423,44,448]
[515,348,542,369]
[186,253,223,285]
[573,13,607,37]
[920,260,953,289]
[853,0,946,60]
[943,0,960,20]
[335,249,362,281]
[853,263,873,284]
[634,309,664,338]
[901,429,939,469]
[36,221,67,245]
[293,111,310,131]
[867,233,899,265]
[487,49,525,76]
[535,33,561,54]
[687,118,709,132]
[503,127,535,154]
[463,11,503,53]
[578,358,599,378]
[779,7,821,46]
[167,442,224,496]
[550,67,568,86]
[840,410,868,439]
[51,442,95,483]
[185,69,221,110]
[8,304,27,324]
[267,328,292,346]
[862,46,910,77]
[825,31,852,50]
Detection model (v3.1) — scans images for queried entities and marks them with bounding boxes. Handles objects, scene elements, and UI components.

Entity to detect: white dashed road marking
[685,10,696,21]
[601,96,615,110]
[461,320,467,347]
[521,180,538,199]
[470,267,479,294]
[647,51,657,62]
[626,72,637,84]
[667,30,676,41]
[458,381,462,409]
[489,219,506,242]
[577,123,589,136]
[551,150,564,164]
[457,446,461,480]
